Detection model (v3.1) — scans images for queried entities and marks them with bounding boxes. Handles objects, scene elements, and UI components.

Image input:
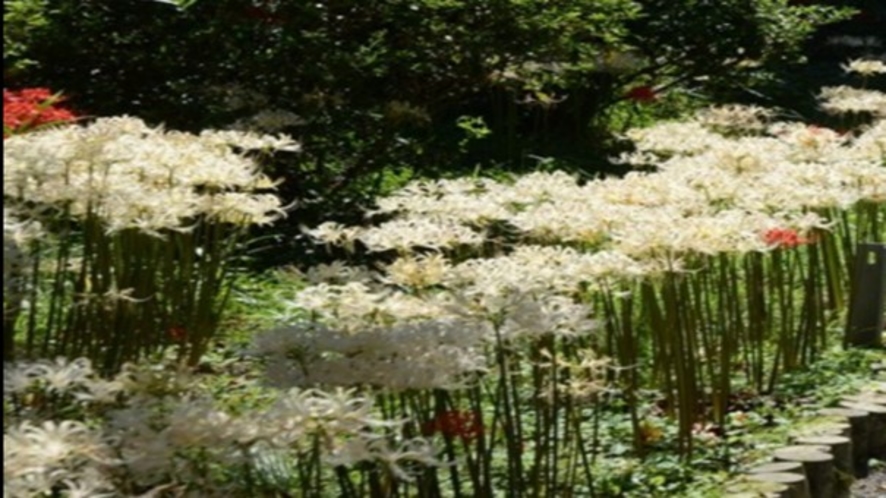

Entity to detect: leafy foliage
[3,0,50,75]
[10,1,854,267]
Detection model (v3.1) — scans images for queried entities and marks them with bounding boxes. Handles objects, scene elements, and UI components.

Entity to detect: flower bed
[3,60,885,496]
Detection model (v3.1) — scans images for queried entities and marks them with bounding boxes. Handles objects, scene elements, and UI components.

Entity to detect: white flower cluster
[819,86,886,116]
[442,246,650,296]
[111,386,439,487]
[255,320,488,390]
[257,282,600,390]
[694,104,773,135]
[271,64,885,393]
[302,75,884,266]
[842,58,886,77]
[290,281,443,331]
[4,358,123,497]
[3,117,295,235]
[4,357,125,403]
[3,358,443,496]
[4,419,117,498]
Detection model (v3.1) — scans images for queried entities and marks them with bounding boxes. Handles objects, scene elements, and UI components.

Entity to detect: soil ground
[850,466,886,497]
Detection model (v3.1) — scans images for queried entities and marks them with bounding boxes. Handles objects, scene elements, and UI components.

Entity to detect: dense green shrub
[10,0,853,258]
[711,0,885,127]
[3,0,50,76]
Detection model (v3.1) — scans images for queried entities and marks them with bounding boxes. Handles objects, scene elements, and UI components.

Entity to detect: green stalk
[642,282,674,417]
[606,284,643,458]
[695,264,724,424]
[433,390,464,498]
[549,340,561,496]
[574,394,597,498]
[675,273,700,458]
[493,322,523,496]
[23,242,42,358]
[819,227,845,318]
[468,384,492,497]
[744,253,767,392]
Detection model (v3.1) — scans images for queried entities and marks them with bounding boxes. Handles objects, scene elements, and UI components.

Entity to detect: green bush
[3,0,50,76]
[14,0,853,253]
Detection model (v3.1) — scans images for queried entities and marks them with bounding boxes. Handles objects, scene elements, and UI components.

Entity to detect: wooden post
[725,479,789,497]
[747,473,810,498]
[845,243,886,348]
[773,446,834,498]
[792,415,851,439]
[842,393,886,407]
[748,462,806,476]
[839,401,886,460]
[793,436,852,498]
[793,436,851,474]
[818,407,870,477]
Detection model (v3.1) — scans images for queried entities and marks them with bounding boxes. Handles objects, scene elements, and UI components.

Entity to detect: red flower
[422,410,483,441]
[625,85,657,103]
[18,88,53,101]
[4,88,77,137]
[763,228,810,249]
[168,326,187,342]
